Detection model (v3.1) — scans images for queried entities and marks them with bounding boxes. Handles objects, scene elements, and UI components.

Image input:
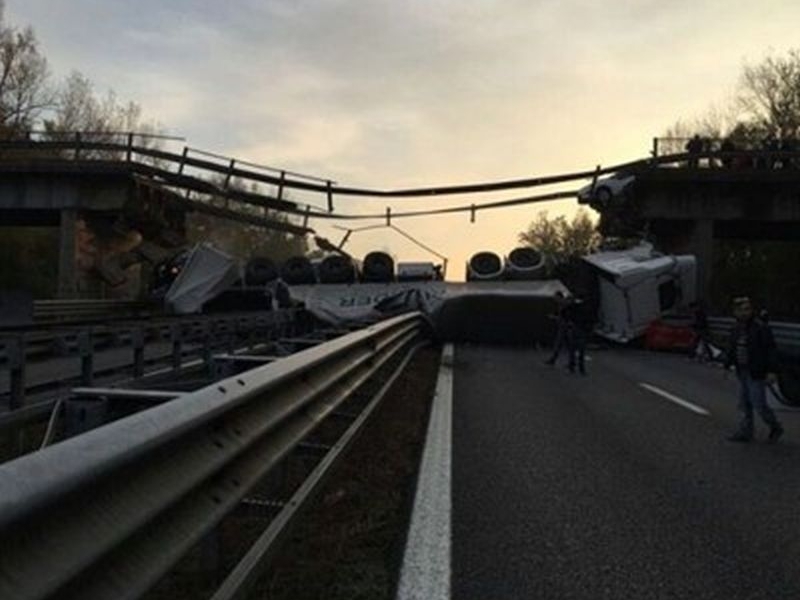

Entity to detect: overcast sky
[7,0,800,278]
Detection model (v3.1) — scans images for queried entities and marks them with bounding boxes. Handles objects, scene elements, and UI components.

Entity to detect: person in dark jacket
[689,301,712,361]
[565,296,593,375]
[724,297,783,443]
[544,291,570,366]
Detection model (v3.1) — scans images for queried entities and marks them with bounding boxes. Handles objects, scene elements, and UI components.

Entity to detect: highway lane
[452,345,800,599]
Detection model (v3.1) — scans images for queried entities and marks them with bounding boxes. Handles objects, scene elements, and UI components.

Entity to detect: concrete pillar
[688,219,714,302]
[57,209,78,298]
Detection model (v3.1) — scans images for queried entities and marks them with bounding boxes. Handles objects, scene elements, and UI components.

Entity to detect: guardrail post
[326,180,334,212]
[78,330,94,386]
[203,322,214,376]
[224,159,236,190]
[132,327,145,379]
[126,132,134,161]
[178,146,189,174]
[652,137,658,158]
[277,170,286,201]
[74,132,82,160]
[7,335,26,410]
[171,323,183,372]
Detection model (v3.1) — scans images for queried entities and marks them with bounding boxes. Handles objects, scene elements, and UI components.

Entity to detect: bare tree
[0,1,52,133]
[738,49,800,139]
[664,48,800,145]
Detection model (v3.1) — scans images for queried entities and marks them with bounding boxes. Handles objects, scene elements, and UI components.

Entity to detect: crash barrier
[33,299,155,326]
[707,317,800,353]
[708,317,800,405]
[4,132,800,225]
[0,312,425,600]
[0,309,305,411]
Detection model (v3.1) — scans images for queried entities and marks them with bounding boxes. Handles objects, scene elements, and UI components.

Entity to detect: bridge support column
[688,219,714,302]
[57,209,78,298]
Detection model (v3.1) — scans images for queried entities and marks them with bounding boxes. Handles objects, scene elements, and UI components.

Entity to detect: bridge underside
[0,169,187,298]
[594,169,800,315]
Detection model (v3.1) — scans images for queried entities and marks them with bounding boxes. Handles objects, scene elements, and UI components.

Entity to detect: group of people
[544,291,784,443]
[685,133,799,170]
[544,291,593,375]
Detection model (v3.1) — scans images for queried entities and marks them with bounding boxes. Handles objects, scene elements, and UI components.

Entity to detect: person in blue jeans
[564,295,593,375]
[724,296,784,443]
[544,291,570,366]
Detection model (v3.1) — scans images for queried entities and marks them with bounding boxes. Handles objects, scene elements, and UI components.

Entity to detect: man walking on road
[725,297,784,443]
[544,291,570,366]
[566,295,593,375]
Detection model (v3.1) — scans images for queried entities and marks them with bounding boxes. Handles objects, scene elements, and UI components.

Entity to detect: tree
[664,48,800,145]
[0,1,51,134]
[518,209,600,260]
[738,49,800,139]
[45,71,159,135]
[187,178,309,264]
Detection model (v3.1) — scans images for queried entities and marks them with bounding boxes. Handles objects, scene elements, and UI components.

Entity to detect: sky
[7,0,800,279]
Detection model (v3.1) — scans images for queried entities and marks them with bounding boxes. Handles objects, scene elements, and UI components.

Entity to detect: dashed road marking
[639,382,710,416]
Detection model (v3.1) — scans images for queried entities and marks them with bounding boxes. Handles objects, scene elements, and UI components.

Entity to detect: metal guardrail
[32,299,154,325]
[0,311,425,600]
[0,309,305,411]
[708,317,800,354]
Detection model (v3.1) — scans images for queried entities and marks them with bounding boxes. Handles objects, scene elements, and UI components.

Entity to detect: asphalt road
[452,345,800,599]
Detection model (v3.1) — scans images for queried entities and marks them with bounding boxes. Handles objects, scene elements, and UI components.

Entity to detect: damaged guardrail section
[0,312,425,600]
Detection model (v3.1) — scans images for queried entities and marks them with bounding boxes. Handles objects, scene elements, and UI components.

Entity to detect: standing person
[724,297,784,443]
[566,296,593,375]
[689,301,712,362]
[544,291,570,366]
[685,134,703,168]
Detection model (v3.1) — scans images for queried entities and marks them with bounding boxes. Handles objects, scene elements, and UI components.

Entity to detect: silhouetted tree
[518,209,600,260]
[0,1,51,134]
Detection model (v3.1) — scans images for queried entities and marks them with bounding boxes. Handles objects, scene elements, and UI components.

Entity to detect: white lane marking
[638,382,710,416]
[396,343,453,600]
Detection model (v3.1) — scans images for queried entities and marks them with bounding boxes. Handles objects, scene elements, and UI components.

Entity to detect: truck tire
[281,256,316,285]
[244,257,278,286]
[777,362,800,406]
[362,251,395,282]
[318,255,358,284]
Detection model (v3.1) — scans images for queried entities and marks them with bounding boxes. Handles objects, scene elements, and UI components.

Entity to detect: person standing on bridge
[724,297,784,443]
[686,134,703,168]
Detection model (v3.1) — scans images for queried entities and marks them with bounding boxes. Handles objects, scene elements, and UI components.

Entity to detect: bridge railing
[0,311,424,600]
[652,136,800,168]
[2,132,800,224]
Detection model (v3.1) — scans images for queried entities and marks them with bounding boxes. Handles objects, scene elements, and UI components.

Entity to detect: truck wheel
[777,363,800,406]
[595,187,612,206]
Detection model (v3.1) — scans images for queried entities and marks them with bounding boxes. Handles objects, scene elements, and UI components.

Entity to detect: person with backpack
[724,297,784,443]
